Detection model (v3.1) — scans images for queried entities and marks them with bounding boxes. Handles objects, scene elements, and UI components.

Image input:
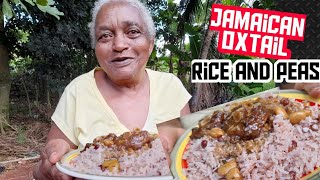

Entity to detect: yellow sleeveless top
[52,68,191,148]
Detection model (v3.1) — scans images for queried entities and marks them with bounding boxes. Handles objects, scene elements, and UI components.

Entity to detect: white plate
[56,150,174,180]
[171,89,320,180]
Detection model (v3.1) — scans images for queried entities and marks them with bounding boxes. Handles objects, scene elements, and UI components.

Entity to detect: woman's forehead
[96,3,144,28]
[97,21,141,31]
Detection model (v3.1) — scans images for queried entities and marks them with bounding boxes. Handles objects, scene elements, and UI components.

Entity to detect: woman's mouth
[111,57,134,67]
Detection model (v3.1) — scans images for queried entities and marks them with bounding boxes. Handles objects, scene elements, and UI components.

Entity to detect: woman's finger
[45,139,71,164]
[35,139,72,179]
[295,83,320,98]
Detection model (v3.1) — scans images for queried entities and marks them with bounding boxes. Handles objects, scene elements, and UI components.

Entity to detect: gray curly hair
[88,0,156,49]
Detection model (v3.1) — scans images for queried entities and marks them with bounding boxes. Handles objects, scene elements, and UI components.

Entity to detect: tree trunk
[190,30,229,112]
[200,30,215,59]
[0,16,11,125]
[22,77,32,116]
[177,37,190,90]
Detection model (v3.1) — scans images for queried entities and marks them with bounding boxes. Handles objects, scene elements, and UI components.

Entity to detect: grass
[16,127,26,145]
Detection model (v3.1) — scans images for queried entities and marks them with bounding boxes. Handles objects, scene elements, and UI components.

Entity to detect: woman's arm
[180,103,191,116]
[33,123,77,180]
[157,103,190,165]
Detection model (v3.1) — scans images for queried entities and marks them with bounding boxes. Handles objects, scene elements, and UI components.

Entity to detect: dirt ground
[0,160,38,180]
[0,116,50,180]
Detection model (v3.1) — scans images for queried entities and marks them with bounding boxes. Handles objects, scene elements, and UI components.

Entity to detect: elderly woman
[32,0,320,178]
[33,0,191,179]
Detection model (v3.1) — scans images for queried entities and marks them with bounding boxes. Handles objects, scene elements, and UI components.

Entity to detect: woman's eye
[128,30,141,36]
[98,33,112,40]
[129,30,138,34]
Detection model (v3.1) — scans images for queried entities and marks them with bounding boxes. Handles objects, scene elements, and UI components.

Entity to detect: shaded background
[275,0,320,59]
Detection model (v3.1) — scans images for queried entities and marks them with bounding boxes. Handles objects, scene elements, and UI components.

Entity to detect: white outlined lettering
[274,60,320,83]
[233,60,272,83]
[191,59,232,83]
[191,59,320,83]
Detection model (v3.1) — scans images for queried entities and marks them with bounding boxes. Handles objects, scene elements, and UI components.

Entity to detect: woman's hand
[33,139,72,180]
[33,123,77,179]
[158,119,185,165]
[295,83,320,98]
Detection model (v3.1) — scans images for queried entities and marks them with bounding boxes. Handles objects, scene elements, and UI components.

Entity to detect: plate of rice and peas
[56,129,174,180]
[171,89,320,180]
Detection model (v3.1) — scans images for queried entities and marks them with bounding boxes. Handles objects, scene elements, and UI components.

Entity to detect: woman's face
[94,3,154,82]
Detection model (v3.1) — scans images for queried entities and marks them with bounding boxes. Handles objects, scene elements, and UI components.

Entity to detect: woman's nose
[112,34,129,52]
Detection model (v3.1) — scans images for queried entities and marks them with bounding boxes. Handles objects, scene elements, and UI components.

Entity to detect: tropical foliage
[1,0,65,132]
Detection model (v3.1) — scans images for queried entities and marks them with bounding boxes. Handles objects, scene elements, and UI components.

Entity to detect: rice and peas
[183,94,320,180]
[63,129,171,176]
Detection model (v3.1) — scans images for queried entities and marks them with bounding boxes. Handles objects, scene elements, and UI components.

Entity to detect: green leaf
[150,49,157,59]
[168,21,177,33]
[12,0,29,12]
[222,0,232,5]
[37,4,64,20]
[24,0,35,6]
[246,83,263,88]
[234,86,242,96]
[239,83,251,93]
[189,34,200,59]
[46,0,55,6]
[262,81,276,90]
[3,0,13,19]
[36,0,48,6]
[167,0,175,7]
[251,87,263,94]
[184,24,201,59]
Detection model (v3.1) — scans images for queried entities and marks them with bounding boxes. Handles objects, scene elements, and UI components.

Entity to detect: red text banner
[210,4,306,59]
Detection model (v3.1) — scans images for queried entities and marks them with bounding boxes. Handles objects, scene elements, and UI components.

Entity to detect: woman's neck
[102,69,149,94]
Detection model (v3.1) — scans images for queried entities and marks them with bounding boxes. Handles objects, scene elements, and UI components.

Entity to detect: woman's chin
[104,67,145,83]
[109,72,135,82]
